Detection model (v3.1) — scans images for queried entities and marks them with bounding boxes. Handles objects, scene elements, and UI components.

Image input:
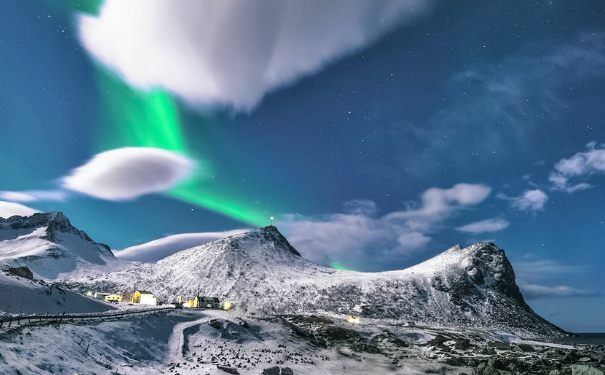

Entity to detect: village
[85,290,234,310]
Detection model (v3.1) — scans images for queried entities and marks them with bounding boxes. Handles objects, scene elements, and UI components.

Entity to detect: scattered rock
[216,364,239,374]
[513,344,535,353]
[487,342,512,350]
[473,361,513,375]
[455,338,472,350]
[572,365,604,375]
[209,319,222,329]
[262,366,281,375]
[7,266,34,280]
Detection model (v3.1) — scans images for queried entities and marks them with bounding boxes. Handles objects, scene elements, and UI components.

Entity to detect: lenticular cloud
[63,147,194,201]
[0,201,39,219]
[79,0,433,111]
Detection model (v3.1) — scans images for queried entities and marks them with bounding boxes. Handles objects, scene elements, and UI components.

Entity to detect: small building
[105,294,123,303]
[193,296,221,308]
[94,292,110,300]
[86,291,94,297]
[132,290,157,305]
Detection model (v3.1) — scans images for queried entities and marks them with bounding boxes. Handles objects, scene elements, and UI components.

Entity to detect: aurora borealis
[2,0,605,332]
[95,69,274,226]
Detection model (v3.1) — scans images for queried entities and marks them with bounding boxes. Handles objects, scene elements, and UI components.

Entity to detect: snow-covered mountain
[114,229,248,262]
[82,226,565,337]
[0,212,121,279]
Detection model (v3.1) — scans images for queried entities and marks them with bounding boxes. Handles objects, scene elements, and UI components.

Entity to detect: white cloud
[397,231,431,250]
[0,201,39,219]
[512,255,586,280]
[0,190,66,203]
[511,255,595,300]
[115,230,248,262]
[498,189,548,211]
[281,183,491,270]
[385,183,491,226]
[519,282,595,300]
[78,0,433,112]
[550,142,605,193]
[63,147,194,200]
[456,218,509,234]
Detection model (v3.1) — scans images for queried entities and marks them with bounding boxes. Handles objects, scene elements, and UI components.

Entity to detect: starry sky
[1,0,604,332]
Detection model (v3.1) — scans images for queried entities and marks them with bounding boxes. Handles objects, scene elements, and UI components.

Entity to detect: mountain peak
[240,226,301,257]
[0,211,115,279]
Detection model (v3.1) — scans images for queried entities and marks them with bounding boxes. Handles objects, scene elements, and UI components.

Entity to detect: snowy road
[167,314,210,361]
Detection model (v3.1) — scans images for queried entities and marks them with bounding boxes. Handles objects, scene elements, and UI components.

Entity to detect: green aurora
[94,69,273,227]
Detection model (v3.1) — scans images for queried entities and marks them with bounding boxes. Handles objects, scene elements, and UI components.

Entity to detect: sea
[552,333,605,346]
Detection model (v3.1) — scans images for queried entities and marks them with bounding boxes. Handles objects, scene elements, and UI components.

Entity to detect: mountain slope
[0,212,122,279]
[114,229,248,262]
[83,226,565,337]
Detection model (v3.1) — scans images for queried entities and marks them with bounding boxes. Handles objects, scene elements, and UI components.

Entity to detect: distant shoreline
[553,333,605,346]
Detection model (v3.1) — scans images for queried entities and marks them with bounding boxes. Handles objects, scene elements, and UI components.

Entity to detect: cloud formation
[115,230,248,262]
[550,142,605,193]
[511,254,595,300]
[79,0,433,111]
[281,183,491,270]
[456,218,509,234]
[520,283,596,300]
[0,201,39,219]
[0,190,66,203]
[63,147,194,200]
[498,189,548,212]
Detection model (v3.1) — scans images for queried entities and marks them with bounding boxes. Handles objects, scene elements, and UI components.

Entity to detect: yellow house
[132,290,157,305]
[104,294,123,303]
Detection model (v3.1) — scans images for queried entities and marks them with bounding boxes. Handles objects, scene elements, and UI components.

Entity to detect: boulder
[7,266,34,280]
[262,367,281,375]
[216,365,239,374]
[488,342,512,350]
[572,365,604,375]
[513,344,535,353]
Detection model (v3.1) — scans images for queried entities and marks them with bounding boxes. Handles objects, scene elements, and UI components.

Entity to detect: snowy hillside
[79,226,565,337]
[114,229,248,262]
[0,212,126,279]
[0,271,114,314]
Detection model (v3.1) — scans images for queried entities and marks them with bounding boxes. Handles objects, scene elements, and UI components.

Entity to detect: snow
[0,212,131,280]
[0,212,129,315]
[79,229,563,337]
[0,309,474,375]
[0,272,113,315]
[114,229,248,262]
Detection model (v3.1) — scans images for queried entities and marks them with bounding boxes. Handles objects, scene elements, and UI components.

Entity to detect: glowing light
[330,261,354,271]
[347,316,361,324]
[94,69,268,226]
[223,301,233,311]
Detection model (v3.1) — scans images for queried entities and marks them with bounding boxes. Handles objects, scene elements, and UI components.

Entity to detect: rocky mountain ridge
[77,225,566,337]
[0,211,116,279]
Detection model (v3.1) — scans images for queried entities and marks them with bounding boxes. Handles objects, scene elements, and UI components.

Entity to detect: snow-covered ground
[80,227,563,337]
[0,272,114,315]
[0,309,476,375]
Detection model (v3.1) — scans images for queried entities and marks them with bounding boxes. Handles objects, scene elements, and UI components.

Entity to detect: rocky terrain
[0,211,118,279]
[69,225,564,337]
[0,212,602,374]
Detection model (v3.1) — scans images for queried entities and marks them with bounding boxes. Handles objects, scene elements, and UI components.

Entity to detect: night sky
[1,0,604,332]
